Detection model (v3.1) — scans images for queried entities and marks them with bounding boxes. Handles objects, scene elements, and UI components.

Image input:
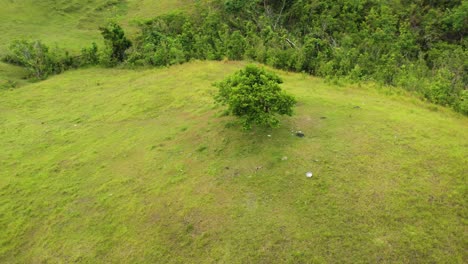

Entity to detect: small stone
[296,131,305,137]
[306,172,313,178]
[281,156,288,161]
[267,134,272,137]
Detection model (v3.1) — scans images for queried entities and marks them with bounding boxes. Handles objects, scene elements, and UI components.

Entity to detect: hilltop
[1,61,466,262]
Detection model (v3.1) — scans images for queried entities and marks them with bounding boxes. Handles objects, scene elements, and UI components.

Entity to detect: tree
[214,65,296,129]
[99,22,132,64]
[226,30,246,60]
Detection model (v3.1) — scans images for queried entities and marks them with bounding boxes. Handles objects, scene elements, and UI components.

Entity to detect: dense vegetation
[3,0,467,114]
[131,0,467,114]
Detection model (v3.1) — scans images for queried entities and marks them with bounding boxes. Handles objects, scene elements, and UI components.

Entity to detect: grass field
[0,0,196,88]
[0,62,29,88]
[0,0,196,54]
[1,1,467,262]
[1,61,466,263]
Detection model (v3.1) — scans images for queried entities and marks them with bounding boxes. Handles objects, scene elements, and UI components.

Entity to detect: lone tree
[214,65,296,129]
[100,22,132,63]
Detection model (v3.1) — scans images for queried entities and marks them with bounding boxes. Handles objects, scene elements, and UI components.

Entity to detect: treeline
[3,0,467,114]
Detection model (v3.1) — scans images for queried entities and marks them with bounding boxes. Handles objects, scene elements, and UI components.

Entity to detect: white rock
[306,172,313,178]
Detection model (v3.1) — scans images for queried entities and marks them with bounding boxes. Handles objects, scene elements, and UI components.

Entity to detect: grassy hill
[1,0,467,263]
[0,0,196,88]
[0,0,195,54]
[1,61,466,263]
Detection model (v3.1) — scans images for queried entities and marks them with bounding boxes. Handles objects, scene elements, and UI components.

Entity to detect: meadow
[0,0,194,54]
[0,0,467,262]
[1,61,467,262]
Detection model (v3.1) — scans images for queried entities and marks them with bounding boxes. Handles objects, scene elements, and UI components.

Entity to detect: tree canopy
[215,65,296,129]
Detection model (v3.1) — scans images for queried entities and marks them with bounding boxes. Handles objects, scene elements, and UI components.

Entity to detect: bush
[4,40,89,79]
[226,30,246,60]
[80,42,99,66]
[424,68,455,106]
[214,65,296,129]
[49,46,80,73]
[5,40,53,80]
[99,22,132,65]
[151,38,186,66]
[454,90,468,115]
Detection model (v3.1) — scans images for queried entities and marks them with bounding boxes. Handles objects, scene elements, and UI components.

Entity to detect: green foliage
[3,40,82,80]
[424,68,455,106]
[226,30,246,60]
[214,65,296,129]
[2,0,467,115]
[223,0,255,13]
[130,13,190,66]
[3,40,100,80]
[99,22,132,65]
[4,40,53,80]
[151,38,186,66]
[455,89,468,115]
[3,38,106,80]
[80,42,100,66]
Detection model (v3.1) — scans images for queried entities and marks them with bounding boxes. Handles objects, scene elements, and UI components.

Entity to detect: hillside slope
[0,0,195,54]
[0,61,466,263]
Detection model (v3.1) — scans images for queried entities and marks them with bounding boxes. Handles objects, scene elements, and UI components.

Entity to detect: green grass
[0,0,200,88]
[123,0,198,22]
[0,0,198,54]
[1,61,466,263]
[0,62,29,89]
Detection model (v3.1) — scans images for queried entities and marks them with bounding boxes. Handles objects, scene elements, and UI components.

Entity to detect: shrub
[4,40,85,79]
[151,38,186,66]
[49,46,80,73]
[5,40,53,80]
[80,42,99,66]
[454,90,468,115]
[214,65,296,129]
[424,68,455,106]
[226,30,246,60]
[99,22,132,65]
